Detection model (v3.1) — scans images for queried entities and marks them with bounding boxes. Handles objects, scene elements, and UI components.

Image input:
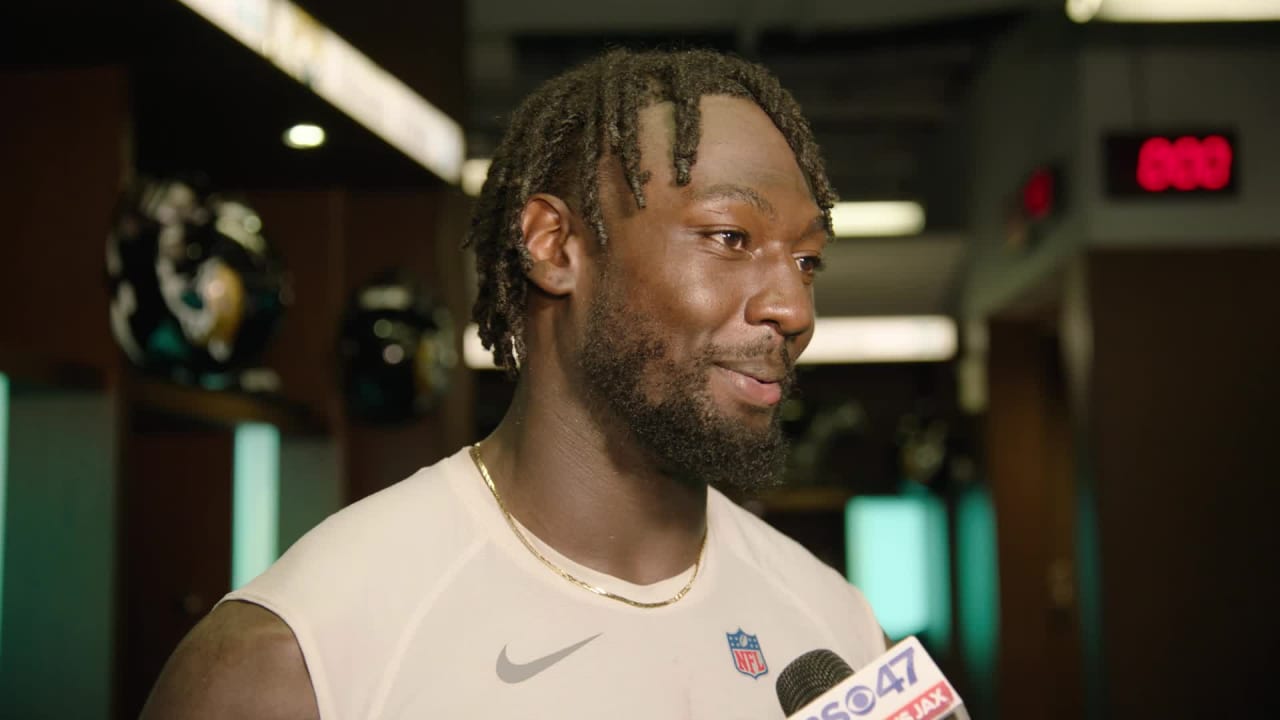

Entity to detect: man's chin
[702,439,790,498]
[686,422,790,496]
[633,381,789,495]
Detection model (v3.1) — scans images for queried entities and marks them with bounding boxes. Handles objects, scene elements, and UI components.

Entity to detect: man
[142,48,885,719]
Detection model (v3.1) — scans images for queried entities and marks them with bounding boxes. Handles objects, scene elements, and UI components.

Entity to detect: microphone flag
[784,637,963,720]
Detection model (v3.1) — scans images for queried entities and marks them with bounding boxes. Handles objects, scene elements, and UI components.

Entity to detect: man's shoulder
[231,446,487,622]
[211,448,493,718]
[291,446,480,558]
[140,601,318,720]
[332,446,474,522]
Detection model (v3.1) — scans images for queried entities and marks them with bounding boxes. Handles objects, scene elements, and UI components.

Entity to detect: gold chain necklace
[468,444,706,609]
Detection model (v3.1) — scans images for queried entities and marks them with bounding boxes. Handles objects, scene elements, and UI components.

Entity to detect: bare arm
[140,600,320,720]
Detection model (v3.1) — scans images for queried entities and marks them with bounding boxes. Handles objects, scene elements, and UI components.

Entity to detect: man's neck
[476,374,707,586]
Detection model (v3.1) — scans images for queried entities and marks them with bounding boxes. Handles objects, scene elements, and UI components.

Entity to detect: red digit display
[1136,135,1233,192]
[1198,135,1233,190]
[1106,131,1238,197]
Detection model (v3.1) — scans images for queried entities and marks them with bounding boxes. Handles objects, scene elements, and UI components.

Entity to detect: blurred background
[1,0,1277,718]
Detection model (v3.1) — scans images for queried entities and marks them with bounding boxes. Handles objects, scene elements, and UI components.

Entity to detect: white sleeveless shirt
[223,447,884,719]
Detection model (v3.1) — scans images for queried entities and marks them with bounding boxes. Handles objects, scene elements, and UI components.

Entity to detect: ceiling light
[799,316,957,364]
[176,0,465,183]
[830,201,926,238]
[462,158,492,197]
[283,123,326,149]
[1067,0,1280,22]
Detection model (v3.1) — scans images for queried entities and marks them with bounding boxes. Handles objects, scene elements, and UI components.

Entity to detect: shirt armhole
[221,591,337,720]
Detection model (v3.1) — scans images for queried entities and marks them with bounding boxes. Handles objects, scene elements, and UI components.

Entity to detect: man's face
[577,95,827,494]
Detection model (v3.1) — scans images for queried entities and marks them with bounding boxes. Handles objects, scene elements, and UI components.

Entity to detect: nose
[744,254,815,347]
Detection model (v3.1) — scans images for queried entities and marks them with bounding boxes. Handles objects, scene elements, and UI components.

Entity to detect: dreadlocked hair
[464,47,837,378]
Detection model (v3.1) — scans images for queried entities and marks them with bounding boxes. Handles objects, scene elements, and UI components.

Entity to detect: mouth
[712,364,785,407]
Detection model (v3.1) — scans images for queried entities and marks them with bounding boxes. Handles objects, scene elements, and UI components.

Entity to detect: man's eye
[796,255,826,273]
[711,230,748,249]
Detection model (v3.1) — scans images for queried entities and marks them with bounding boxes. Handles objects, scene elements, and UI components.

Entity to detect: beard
[577,274,796,496]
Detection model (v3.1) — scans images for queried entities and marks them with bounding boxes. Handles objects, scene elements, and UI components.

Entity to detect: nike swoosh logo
[496,633,602,683]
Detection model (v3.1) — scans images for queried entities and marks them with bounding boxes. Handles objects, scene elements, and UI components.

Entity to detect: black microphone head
[776,649,854,717]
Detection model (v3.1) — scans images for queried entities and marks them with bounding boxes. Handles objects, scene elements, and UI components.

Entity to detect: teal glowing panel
[956,486,999,712]
[0,373,7,656]
[1076,478,1105,718]
[845,495,950,643]
[232,422,280,589]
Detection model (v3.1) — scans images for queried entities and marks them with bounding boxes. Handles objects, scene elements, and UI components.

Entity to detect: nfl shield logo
[726,628,769,678]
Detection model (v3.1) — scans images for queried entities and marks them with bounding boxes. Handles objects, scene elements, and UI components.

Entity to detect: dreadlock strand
[665,61,701,187]
[599,54,623,162]
[732,64,838,228]
[616,60,656,209]
[579,108,608,245]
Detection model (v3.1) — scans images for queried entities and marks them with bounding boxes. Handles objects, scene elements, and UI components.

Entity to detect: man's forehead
[687,183,778,218]
[633,96,811,192]
[587,93,825,238]
[635,95,772,147]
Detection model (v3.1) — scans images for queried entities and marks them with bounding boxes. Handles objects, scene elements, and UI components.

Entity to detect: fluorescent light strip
[462,158,492,198]
[1067,0,1280,22]
[175,0,464,183]
[0,374,7,658]
[463,316,956,369]
[799,316,957,364]
[830,201,925,238]
[232,422,280,589]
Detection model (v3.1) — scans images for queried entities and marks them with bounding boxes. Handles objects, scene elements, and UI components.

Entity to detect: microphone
[775,637,967,720]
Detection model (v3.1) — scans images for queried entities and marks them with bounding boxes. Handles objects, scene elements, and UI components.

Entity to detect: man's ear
[520,193,584,296]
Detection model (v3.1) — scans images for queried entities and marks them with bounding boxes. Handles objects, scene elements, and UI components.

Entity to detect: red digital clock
[1104,131,1238,197]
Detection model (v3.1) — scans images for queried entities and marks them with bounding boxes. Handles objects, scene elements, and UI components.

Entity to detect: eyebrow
[807,214,829,238]
[689,183,777,218]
